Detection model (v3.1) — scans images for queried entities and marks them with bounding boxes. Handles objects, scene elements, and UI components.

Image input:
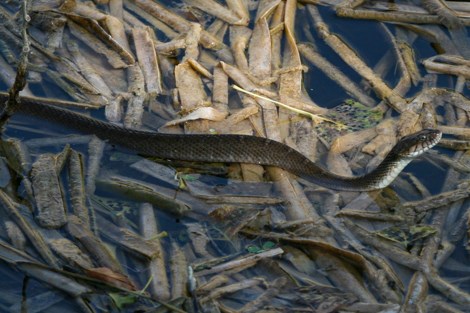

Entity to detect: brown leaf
[86,267,137,291]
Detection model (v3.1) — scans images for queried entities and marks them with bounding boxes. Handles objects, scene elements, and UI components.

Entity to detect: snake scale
[0,93,442,191]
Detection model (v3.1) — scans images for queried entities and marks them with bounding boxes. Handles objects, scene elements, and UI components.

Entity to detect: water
[0,0,469,312]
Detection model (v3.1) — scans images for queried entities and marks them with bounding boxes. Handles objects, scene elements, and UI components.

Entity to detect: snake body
[1,94,442,191]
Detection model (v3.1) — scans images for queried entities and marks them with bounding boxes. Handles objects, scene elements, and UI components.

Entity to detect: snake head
[393,129,442,158]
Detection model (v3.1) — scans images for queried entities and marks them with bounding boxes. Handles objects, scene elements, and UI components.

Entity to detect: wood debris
[0,0,468,312]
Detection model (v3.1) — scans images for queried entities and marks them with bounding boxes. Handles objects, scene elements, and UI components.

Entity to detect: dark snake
[0,93,442,191]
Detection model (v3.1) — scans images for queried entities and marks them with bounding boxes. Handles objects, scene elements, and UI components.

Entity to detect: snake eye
[419,134,427,141]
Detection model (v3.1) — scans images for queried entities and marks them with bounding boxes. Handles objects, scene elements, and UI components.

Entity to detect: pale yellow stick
[232,84,343,126]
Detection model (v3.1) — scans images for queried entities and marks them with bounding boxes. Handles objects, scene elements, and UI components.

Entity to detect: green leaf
[246,244,261,254]
[178,178,187,190]
[375,225,437,248]
[261,241,276,250]
[150,231,168,241]
[409,225,437,242]
[179,174,198,181]
[109,292,137,309]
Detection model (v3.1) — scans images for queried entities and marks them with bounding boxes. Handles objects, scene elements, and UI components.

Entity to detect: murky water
[0,0,469,312]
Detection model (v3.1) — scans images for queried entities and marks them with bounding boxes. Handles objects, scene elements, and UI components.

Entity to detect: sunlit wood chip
[162,107,227,127]
[175,60,207,112]
[229,26,251,71]
[187,58,213,79]
[67,14,135,65]
[248,17,272,80]
[183,23,201,60]
[134,0,224,50]
[132,27,162,95]
[105,94,123,123]
[185,0,249,25]
[255,0,282,21]
[226,0,250,24]
[124,94,145,129]
[60,1,108,21]
[330,127,377,154]
[105,15,133,56]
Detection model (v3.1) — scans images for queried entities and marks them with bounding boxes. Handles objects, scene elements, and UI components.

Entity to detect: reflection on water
[0,0,468,312]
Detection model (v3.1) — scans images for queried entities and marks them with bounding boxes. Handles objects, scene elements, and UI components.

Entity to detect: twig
[0,0,31,126]
[194,248,284,276]
[398,180,470,216]
[232,85,343,126]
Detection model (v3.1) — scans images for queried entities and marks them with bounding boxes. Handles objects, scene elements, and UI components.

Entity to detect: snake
[0,93,442,191]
